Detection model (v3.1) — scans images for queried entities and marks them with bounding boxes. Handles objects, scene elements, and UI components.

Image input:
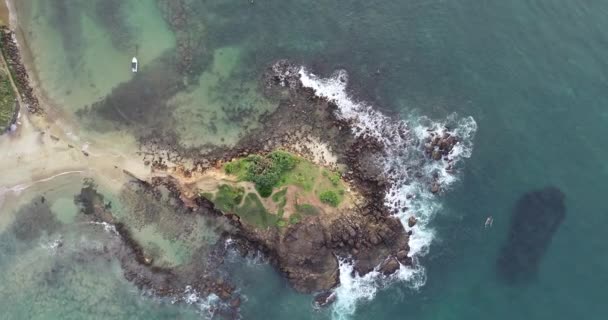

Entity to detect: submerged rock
[496,187,566,284]
[314,291,337,308]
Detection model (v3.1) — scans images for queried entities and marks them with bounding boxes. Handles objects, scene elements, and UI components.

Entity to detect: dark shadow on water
[11,196,61,242]
[496,187,566,284]
[78,52,184,135]
[93,0,136,52]
[45,0,84,71]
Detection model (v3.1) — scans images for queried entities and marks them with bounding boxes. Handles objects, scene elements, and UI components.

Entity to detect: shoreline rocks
[0,26,42,114]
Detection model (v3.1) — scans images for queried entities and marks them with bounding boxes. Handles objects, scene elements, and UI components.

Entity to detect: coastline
[0,3,472,315]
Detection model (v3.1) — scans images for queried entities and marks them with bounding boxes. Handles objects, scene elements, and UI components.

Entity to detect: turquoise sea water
[3,0,608,319]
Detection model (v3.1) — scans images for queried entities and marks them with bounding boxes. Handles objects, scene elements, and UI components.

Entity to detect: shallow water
[3,0,608,319]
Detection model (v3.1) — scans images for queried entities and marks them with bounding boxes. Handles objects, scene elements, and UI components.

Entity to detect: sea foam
[299,67,476,318]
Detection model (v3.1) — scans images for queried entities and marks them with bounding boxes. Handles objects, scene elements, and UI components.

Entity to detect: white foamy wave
[88,221,119,235]
[40,236,64,253]
[331,260,380,320]
[178,286,221,319]
[298,67,476,318]
[332,259,426,320]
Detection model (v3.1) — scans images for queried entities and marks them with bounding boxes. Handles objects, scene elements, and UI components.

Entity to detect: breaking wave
[299,67,477,319]
[177,286,222,319]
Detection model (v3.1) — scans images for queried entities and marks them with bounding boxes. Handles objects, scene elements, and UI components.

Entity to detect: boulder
[431,183,440,194]
[379,257,400,276]
[407,216,417,228]
[314,291,337,308]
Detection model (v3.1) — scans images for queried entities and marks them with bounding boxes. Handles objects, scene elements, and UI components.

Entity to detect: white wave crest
[298,67,476,319]
[88,221,119,235]
[40,236,64,253]
[178,286,221,319]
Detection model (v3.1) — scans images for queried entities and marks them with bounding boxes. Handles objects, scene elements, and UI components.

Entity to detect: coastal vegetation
[224,150,345,206]
[199,151,349,229]
[224,150,298,197]
[214,184,245,212]
[319,190,340,207]
[0,67,15,132]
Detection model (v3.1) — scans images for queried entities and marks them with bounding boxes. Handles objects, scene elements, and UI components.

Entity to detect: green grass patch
[272,188,288,218]
[319,190,340,207]
[224,151,299,197]
[271,188,288,203]
[296,203,320,216]
[0,69,16,132]
[214,184,245,212]
[235,193,279,228]
[281,160,318,191]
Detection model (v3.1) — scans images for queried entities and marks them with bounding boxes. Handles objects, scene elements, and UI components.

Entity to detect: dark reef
[0,26,41,114]
[496,187,566,284]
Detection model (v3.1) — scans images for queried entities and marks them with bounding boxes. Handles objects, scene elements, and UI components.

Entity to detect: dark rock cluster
[0,27,41,114]
[424,131,458,161]
[157,0,209,76]
[73,179,242,319]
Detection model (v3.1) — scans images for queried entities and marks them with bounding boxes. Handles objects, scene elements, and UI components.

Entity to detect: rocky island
[0,11,467,316]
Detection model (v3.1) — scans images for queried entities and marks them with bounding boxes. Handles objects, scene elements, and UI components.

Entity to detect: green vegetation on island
[213,184,245,212]
[204,150,349,229]
[225,150,298,197]
[319,190,340,207]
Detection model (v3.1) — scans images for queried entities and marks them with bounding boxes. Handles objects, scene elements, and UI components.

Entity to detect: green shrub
[328,172,341,186]
[289,213,302,224]
[319,190,340,207]
[237,151,299,197]
[0,70,16,132]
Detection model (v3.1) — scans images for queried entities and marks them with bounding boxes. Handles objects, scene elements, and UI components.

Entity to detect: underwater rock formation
[496,187,566,283]
[11,196,60,241]
[72,179,241,318]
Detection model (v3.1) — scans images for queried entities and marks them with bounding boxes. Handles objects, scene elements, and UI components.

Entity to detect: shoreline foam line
[299,67,477,319]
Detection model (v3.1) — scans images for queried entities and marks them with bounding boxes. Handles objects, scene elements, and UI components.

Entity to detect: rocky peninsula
[0,14,462,315]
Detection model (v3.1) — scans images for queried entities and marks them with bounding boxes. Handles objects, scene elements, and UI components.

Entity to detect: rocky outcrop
[0,27,41,114]
[137,60,426,295]
[314,291,337,308]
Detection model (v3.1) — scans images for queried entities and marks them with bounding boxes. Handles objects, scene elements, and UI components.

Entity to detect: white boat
[131,57,138,73]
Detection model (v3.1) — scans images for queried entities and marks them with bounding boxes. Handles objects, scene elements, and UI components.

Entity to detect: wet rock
[314,291,337,308]
[407,216,417,228]
[431,150,442,160]
[218,289,232,301]
[229,297,241,308]
[396,250,408,261]
[431,183,440,194]
[379,257,400,276]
